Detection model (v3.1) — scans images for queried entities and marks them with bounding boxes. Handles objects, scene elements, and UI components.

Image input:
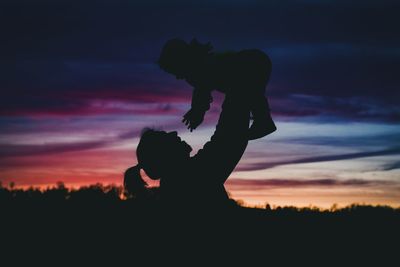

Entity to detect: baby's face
[161,59,187,79]
[173,67,190,80]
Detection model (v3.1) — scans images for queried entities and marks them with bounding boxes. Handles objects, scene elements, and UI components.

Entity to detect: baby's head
[157,38,213,79]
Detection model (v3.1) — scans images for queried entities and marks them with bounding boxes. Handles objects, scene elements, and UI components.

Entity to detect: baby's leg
[247,55,274,139]
[232,51,274,139]
[248,94,276,140]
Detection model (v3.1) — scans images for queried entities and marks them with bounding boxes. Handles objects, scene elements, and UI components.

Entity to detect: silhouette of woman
[124,94,251,207]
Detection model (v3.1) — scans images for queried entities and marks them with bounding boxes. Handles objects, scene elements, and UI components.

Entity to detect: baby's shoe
[248,116,276,140]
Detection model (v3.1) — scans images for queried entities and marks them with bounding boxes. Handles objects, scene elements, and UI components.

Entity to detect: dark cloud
[271,94,400,122]
[1,0,399,120]
[0,142,108,158]
[382,161,400,171]
[279,133,400,148]
[0,136,124,160]
[237,147,400,171]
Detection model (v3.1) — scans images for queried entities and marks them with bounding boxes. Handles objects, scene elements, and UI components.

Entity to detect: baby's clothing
[187,49,275,139]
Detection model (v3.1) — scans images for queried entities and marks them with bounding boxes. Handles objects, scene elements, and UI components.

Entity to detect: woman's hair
[157,38,213,73]
[123,128,172,197]
[123,165,148,198]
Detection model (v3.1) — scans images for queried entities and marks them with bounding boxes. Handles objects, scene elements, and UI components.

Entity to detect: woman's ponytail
[124,164,148,198]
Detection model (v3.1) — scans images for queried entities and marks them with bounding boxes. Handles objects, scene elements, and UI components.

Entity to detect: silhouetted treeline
[1,182,399,213]
[1,182,399,263]
[1,182,398,214]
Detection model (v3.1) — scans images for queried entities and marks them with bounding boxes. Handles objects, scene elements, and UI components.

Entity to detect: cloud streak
[382,161,400,171]
[0,88,190,117]
[227,178,396,189]
[0,141,110,158]
[271,94,400,122]
[237,147,400,171]
[0,118,191,160]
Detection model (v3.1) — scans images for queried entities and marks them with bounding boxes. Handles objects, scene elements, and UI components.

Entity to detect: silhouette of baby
[158,38,276,140]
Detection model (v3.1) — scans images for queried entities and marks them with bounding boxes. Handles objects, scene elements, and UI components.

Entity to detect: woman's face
[162,58,195,81]
[163,131,192,157]
[138,130,192,180]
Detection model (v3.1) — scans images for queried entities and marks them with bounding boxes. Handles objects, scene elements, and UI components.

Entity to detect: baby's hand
[182,109,205,132]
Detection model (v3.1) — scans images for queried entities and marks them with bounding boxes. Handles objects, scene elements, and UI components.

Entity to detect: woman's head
[157,38,213,79]
[137,129,192,179]
[124,129,192,196]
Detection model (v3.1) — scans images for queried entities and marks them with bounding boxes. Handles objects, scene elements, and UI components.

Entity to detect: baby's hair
[157,38,213,71]
[188,38,213,57]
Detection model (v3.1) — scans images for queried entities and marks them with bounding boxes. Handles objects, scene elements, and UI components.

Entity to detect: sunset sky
[1,0,399,208]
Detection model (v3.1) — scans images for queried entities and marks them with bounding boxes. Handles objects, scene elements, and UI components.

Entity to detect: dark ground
[1,184,399,264]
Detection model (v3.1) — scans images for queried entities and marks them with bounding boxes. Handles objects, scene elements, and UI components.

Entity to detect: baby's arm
[182,88,213,131]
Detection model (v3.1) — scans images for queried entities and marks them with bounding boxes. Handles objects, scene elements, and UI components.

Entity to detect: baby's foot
[248,117,276,140]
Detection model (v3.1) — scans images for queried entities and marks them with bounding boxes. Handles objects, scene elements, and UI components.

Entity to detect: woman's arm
[191,94,250,184]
